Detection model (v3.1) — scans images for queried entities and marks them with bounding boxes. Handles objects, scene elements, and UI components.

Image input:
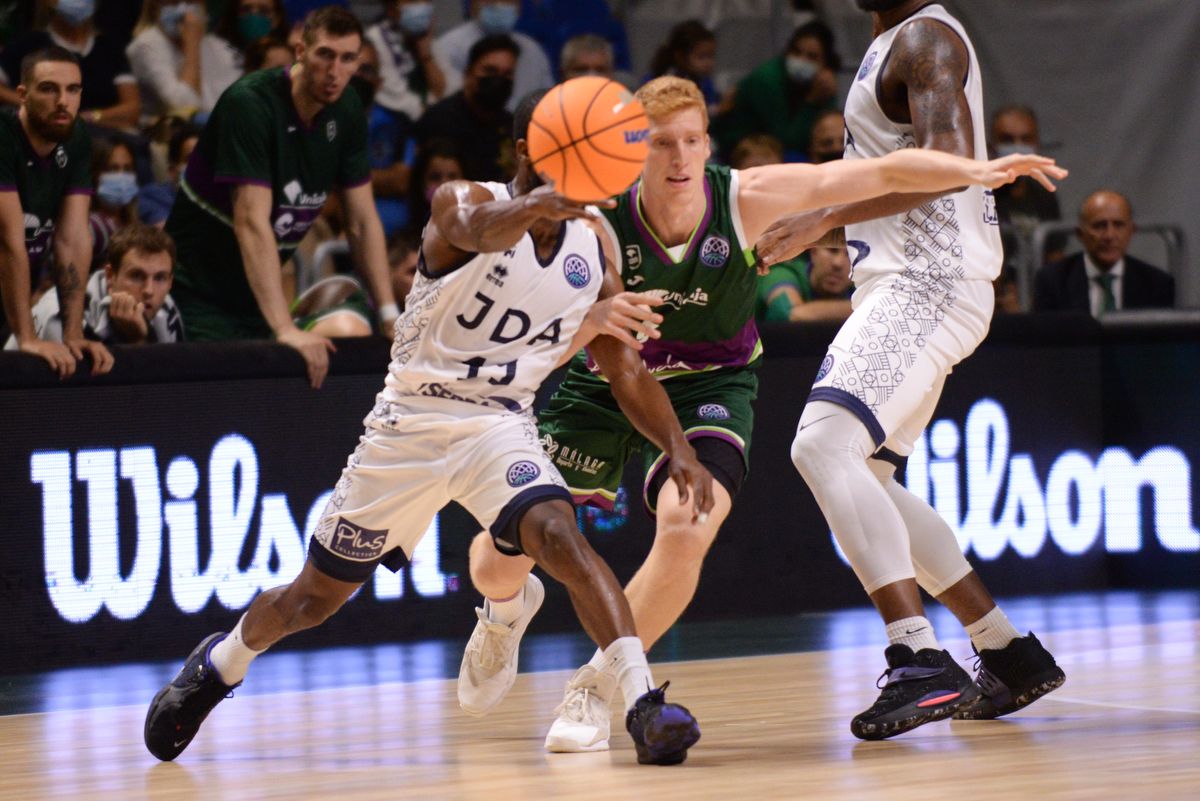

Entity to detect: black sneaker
[625,682,700,765]
[953,633,1065,720]
[850,644,980,741]
[144,632,240,761]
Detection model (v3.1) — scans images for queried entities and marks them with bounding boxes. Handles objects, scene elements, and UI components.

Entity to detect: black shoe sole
[851,682,981,741]
[952,668,1066,720]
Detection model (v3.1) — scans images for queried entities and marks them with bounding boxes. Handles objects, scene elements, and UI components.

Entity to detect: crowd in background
[0,0,1179,361]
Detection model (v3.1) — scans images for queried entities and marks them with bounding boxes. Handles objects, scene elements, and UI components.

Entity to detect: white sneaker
[544,665,617,752]
[457,574,545,717]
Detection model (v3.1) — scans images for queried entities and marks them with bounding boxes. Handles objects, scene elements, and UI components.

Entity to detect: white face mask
[785,55,820,84]
[994,143,1036,157]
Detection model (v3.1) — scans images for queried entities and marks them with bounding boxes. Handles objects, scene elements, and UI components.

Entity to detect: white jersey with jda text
[377,182,603,415]
[843,3,1002,283]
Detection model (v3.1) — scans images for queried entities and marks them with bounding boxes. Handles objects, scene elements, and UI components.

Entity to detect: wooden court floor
[1,615,1197,801]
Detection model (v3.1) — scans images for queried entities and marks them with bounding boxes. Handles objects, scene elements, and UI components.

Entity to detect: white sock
[599,637,654,712]
[965,606,1021,652]
[885,615,940,653]
[484,586,525,626]
[209,615,265,685]
[586,647,605,671]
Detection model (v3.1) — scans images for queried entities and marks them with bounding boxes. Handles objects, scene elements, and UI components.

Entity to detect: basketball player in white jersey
[143,93,717,766]
[758,1,1069,740]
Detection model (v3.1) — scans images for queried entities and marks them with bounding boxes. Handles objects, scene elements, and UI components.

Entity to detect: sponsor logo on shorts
[506,460,541,487]
[563,254,591,289]
[815,354,834,383]
[699,235,730,268]
[542,435,607,476]
[329,517,388,561]
[697,403,731,421]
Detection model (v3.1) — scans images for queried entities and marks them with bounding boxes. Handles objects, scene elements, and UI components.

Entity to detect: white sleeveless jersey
[378,182,603,415]
[843,4,1002,283]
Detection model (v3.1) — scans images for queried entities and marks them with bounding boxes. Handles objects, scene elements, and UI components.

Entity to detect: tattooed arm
[54,193,114,374]
[754,19,973,266]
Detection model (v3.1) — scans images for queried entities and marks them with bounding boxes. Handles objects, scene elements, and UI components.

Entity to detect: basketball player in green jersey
[457,76,1064,751]
[166,7,397,388]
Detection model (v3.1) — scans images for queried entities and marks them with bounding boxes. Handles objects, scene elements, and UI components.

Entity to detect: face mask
[238,12,273,42]
[477,2,518,35]
[994,142,1036,157]
[159,3,189,38]
[785,55,820,84]
[55,0,96,25]
[475,74,513,111]
[399,2,433,36]
[350,74,377,108]
[97,171,139,206]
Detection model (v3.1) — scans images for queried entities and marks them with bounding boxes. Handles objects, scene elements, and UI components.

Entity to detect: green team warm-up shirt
[166,67,369,330]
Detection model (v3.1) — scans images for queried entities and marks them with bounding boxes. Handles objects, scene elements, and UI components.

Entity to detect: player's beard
[855,0,910,11]
[28,106,75,143]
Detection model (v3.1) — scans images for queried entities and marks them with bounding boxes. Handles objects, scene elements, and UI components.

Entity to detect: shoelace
[554,685,605,725]
[469,609,514,670]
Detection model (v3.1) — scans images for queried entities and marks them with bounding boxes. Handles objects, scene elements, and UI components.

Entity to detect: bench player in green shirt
[457,75,1063,751]
[0,46,112,377]
[166,7,397,388]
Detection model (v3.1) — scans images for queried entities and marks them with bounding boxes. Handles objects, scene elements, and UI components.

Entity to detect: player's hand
[754,210,834,274]
[977,154,1068,192]
[523,185,615,222]
[276,326,337,389]
[584,291,664,350]
[108,291,150,343]
[666,444,716,524]
[64,337,115,376]
[18,336,77,379]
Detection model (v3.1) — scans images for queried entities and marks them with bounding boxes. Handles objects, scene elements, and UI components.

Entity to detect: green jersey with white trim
[167,67,370,317]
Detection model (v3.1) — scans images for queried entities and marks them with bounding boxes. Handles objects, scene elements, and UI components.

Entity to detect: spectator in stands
[243,34,294,71]
[404,138,464,236]
[415,36,517,183]
[366,0,446,123]
[560,33,614,81]
[387,229,419,307]
[729,133,784,169]
[0,0,141,132]
[1034,189,1175,316]
[354,40,413,236]
[139,124,200,226]
[433,0,552,112]
[88,138,140,271]
[993,267,1021,314]
[517,0,631,81]
[808,109,844,163]
[990,104,1065,270]
[0,46,113,376]
[5,222,183,347]
[648,20,720,114]
[210,0,288,85]
[127,1,242,123]
[714,20,839,162]
[757,241,853,323]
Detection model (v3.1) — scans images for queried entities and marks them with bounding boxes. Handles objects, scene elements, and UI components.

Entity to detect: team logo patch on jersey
[328,517,389,560]
[563,254,591,288]
[857,50,878,81]
[326,120,337,141]
[273,211,295,237]
[55,147,67,168]
[699,235,730,268]
[624,243,643,270]
[815,354,835,383]
[697,403,731,420]
[507,460,541,487]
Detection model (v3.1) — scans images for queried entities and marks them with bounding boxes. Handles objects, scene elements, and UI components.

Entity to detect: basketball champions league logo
[699,235,730,268]
[506,461,541,487]
[562,254,591,288]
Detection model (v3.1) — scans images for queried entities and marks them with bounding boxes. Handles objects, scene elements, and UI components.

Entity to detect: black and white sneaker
[625,682,700,765]
[144,632,239,761]
[953,632,1065,720]
[851,644,980,741]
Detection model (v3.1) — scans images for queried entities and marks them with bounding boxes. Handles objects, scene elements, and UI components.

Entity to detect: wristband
[379,303,400,319]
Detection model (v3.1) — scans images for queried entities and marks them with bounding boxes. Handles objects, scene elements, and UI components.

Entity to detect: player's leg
[292,276,375,338]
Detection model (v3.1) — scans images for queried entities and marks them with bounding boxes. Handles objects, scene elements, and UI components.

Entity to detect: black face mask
[350,75,377,108]
[475,75,514,112]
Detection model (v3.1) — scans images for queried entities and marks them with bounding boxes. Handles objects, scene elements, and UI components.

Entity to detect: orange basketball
[527,77,650,203]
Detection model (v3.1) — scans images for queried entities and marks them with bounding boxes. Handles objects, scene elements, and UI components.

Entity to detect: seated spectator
[139,124,200,226]
[560,33,614,81]
[0,0,141,131]
[993,267,1021,314]
[89,138,140,271]
[5,222,183,347]
[729,133,784,169]
[387,229,420,307]
[516,0,631,81]
[647,20,720,114]
[405,138,464,236]
[808,109,844,163]
[757,241,853,323]
[415,36,517,183]
[243,33,293,71]
[713,20,840,162]
[353,40,414,236]
[991,104,1065,268]
[366,0,446,122]
[433,0,553,113]
[1034,189,1175,317]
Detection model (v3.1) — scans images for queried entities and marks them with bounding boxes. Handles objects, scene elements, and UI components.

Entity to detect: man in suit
[1034,189,1175,316]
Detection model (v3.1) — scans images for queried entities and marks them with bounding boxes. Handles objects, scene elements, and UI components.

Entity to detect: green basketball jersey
[592,163,761,379]
[167,67,370,317]
[0,108,93,274]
